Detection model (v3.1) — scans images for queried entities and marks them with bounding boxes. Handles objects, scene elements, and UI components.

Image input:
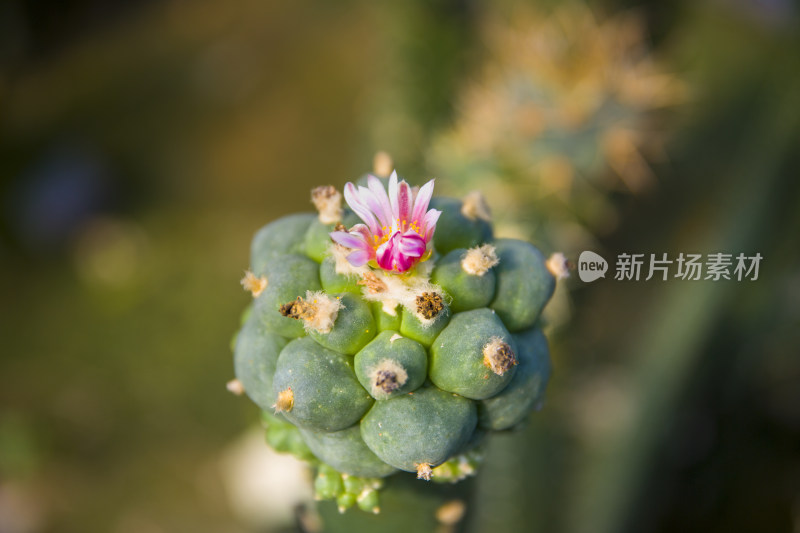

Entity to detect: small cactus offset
[231,169,564,515]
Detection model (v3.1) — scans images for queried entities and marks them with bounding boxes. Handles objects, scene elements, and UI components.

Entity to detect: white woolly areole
[546,252,570,280]
[358,270,404,316]
[240,270,268,297]
[416,463,433,481]
[311,185,343,224]
[300,291,343,334]
[389,334,403,343]
[226,378,245,396]
[461,244,499,276]
[380,300,401,316]
[330,243,370,277]
[358,271,404,310]
[359,270,447,327]
[368,358,409,399]
[461,191,492,222]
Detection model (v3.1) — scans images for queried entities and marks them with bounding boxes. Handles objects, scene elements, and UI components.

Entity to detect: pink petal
[398,231,426,257]
[330,230,368,250]
[375,238,395,270]
[422,209,441,241]
[344,182,378,234]
[393,253,416,272]
[411,179,435,224]
[357,185,389,228]
[396,180,412,226]
[346,249,371,266]
[366,175,393,229]
[349,223,373,242]
[374,231,425,272]
[388,171,399,221]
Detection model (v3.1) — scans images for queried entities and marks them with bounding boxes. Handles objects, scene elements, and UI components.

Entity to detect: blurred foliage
[1,0,799,532]
[428,1,685,252]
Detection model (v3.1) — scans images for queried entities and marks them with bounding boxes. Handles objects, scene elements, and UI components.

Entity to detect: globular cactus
[231,171,566,514]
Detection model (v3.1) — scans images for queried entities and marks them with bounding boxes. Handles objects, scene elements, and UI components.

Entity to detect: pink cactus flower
[330,171,441,273]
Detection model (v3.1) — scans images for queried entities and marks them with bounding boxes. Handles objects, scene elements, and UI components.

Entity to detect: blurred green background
[1,0,799,532]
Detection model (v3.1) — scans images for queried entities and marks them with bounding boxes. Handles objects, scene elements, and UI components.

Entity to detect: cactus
[427,2,685,252]
[230,170,564,519]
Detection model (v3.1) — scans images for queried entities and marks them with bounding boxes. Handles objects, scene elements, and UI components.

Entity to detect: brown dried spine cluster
[416,291,444,320]
[482,337,517,376]
[273,387,294,413]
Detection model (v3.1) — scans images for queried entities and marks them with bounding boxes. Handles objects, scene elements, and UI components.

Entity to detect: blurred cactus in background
[428,1,685,251]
